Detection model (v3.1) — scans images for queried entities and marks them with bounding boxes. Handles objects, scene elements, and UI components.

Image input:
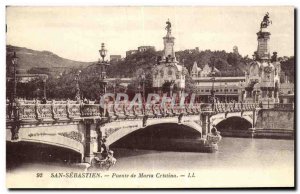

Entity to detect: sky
[6,6,294,62]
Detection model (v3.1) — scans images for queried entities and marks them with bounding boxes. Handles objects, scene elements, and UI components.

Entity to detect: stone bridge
[6,100,260,163]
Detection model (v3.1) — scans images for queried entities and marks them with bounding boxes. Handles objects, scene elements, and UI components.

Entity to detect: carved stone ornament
[264,66,272,74]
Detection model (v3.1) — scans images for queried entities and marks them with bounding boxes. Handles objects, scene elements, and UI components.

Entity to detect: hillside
[6,45,294,100]
[6,45,94,75]
[108,49,251,78]
[6,45,293,82]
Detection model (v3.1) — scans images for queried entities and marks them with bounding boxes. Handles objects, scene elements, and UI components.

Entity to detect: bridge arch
[9,138,84,157]
[215,116,252,132]
[6,126,85,158]
[210,112,253,127]
[6,141,82,167]
[106,121,202,147]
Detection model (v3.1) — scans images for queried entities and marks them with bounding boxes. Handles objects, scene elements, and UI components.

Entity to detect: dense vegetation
[6,45,294,100]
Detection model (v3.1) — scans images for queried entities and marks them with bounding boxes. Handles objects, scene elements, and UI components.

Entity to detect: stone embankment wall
[255,110,294,130]
[254,109,294,139]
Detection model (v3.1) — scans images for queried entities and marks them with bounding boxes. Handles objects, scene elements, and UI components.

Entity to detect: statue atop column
[260,12,272,30]
[165,19,171,35]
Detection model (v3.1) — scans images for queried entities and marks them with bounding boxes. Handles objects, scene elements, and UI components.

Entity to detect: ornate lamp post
[11,52,18,104]
[75,70,81,101]
[141,72,146,102]
[170,81,174,98]
[99,43,107,63]
[225,82,228,103]
[98,43,110,95]
[113,82,117,97]
[210,57,216,110]
[137,84,141,94]
[41,75,48,99]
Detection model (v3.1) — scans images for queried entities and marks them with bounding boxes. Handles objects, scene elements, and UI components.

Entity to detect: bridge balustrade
[185,104,193,114]
[222,103,226,112]
[200,103,213,112]
[36,103,53,121]
[6,101,260,123]
[143,104,152,117]
[245,103,251,111]
[227,104,232,112]
[233,103,240,112]
[52,103,68,120]
[152,104,162,117]
[18,100,36,104]
[18,103,36,121]
[125,103,136,118]
[194,103,202,114]
[215,104,222,113]
[113,103,126,118]
[172,104,185,115]
[163,103,173,116]
[81,104,101,117]
[66,103,81,119]
[190,104,199,114]
[133,104,144,117]
[273,103,294,111]
[106,103,116,117]
[235,103,242,111]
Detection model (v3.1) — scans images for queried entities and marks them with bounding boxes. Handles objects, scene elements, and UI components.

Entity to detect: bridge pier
[248,109,257,138]
[200,113,210,138]
[83,120,95,163]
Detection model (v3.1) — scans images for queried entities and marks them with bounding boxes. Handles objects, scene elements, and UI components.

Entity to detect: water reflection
[111,137,294,171]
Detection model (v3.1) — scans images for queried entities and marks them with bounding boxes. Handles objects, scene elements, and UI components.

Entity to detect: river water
[111,137,294,171]
[7,137,294,188]
[108,137,294,187]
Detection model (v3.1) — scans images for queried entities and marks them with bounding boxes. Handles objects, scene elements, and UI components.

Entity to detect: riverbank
[219,128,294,139]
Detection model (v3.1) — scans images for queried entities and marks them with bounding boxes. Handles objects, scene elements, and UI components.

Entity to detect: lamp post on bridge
[98,43,110,96]
[139,72,146,102]
[11,52,18,105]
[225,82,228,103]
[170,81,174,98]
[41,75,48,100]
[210,57,216,111]
[137,84,141,96]
[75,70,81,101]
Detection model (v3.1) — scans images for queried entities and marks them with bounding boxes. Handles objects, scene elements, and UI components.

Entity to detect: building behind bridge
[126,46,156,57]
[110,55,122,62]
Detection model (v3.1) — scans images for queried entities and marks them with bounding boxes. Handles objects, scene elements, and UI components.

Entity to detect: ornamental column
[83,120,95,163]
[201,113,209,138]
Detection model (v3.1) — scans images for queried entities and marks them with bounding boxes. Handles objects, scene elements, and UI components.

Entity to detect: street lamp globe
[99,43,107,62]
[12,52,18,65]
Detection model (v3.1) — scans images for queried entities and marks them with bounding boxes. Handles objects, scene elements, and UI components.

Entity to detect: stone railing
[6,102,259,123]
[214,102,259,113]
[273,103,294,111]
